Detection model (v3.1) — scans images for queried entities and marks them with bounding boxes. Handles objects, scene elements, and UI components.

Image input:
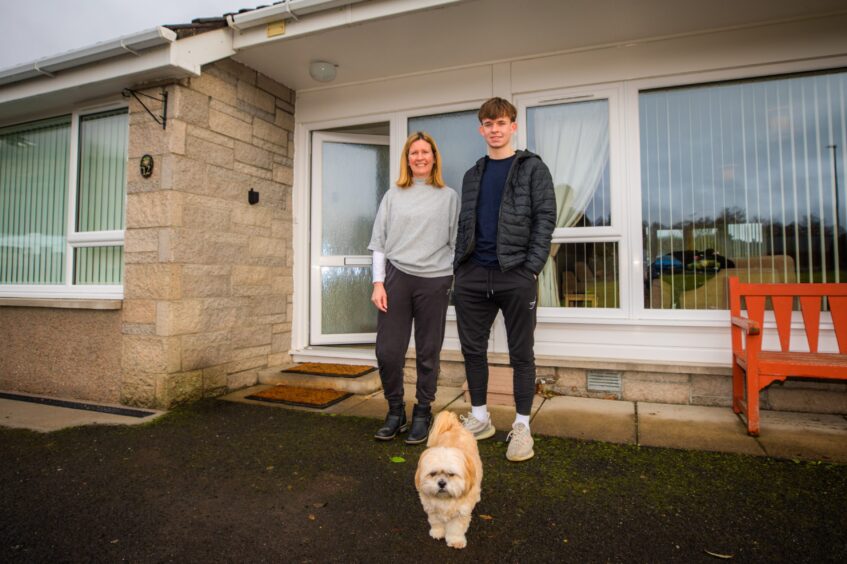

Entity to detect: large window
[0,107,128,297]
[641,70,847,310]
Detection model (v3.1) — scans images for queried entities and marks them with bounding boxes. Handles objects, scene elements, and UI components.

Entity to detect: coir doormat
[281,362,377,378]
[245,385,352,409]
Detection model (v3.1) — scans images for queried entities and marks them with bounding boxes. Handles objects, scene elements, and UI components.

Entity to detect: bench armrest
[732,316,760,336]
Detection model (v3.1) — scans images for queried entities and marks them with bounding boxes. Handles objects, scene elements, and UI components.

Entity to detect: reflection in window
[408,110,486,196]
[540,242,619,308]
[641,70,847,309]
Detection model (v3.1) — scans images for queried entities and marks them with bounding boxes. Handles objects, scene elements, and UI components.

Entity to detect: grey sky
[0,0,268,70]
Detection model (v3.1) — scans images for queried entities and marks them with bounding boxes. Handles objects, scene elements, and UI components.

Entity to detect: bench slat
[831,296,847,354]
[735,351,847,378]
[799,296,822,353]
[772,296,793,352]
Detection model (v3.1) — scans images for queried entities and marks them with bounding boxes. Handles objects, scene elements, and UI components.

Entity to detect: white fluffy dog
[414,410,483,549]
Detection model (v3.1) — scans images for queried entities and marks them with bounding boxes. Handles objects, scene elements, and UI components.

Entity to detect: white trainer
[459,413,496,440]
[506,422,534,462]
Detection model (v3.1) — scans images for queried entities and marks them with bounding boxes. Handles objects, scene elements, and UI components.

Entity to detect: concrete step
[256,365,382,395]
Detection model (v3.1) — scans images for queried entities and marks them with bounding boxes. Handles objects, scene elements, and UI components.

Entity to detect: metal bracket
[122,87,168,130]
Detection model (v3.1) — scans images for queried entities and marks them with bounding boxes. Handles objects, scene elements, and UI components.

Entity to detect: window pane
[641,71,847,309]
[408,110,486,196]
[321,266,376,334]
[76,109,128,232]
[321,141,389,256]
[527,99,611,228]
[540,242,619,308]
[74,246,123,285]
[0,116,71,284]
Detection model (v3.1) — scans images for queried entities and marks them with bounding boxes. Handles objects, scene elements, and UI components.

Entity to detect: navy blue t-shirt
[471,154,516,268]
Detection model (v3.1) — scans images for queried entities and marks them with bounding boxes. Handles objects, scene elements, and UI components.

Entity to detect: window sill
[0,298,122,310]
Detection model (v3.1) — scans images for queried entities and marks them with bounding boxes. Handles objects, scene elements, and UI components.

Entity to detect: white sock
[514,413,530,430]
[472,405,489,423]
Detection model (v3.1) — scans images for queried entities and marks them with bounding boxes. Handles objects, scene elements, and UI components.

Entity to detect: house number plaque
[140,154,154,178]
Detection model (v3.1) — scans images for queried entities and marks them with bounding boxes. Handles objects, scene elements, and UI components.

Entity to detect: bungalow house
[1,0,845,413]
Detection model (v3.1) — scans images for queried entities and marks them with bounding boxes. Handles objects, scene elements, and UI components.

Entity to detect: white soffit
[231,0,847,92]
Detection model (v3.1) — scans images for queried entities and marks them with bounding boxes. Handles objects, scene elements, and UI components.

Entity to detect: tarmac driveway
[1,399,845,563]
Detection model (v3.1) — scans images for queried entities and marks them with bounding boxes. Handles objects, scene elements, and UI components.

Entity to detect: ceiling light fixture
[309,60,337,82]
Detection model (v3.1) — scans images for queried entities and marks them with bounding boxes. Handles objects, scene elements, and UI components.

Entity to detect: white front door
[310,132,390,345]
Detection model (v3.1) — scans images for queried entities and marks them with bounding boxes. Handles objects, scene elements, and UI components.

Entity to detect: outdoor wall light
[248,188,259,205]
[309,60,337,82]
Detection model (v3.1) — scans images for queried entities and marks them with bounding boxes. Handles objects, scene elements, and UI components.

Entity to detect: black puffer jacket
[454,150,556,274]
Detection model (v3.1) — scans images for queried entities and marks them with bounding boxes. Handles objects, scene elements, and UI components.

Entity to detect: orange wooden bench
[729,277,847,436]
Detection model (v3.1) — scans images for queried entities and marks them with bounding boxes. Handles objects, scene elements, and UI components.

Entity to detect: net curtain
[531,101,610,306]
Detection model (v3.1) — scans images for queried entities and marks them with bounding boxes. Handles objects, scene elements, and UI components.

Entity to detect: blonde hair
[396,131,445,188]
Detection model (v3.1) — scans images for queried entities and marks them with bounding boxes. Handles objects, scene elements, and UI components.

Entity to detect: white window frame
[0,101,128,300]
[515,85,630,319]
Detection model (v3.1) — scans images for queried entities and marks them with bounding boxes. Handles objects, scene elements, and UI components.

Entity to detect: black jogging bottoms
[453,260,538,415]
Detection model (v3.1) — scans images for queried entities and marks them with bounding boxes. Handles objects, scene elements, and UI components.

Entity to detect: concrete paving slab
[219,385,370,415]
[756,410,847,463]
[637,402,764,456]
[338,384,465,419]
[0,393,164,432]
[531,395,636,444]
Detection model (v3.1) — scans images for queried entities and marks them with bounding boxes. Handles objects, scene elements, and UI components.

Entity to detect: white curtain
[530,101,610,306]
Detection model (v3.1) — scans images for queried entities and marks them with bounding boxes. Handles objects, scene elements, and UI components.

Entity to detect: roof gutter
[225,0,367,30]
[0,27,177,87]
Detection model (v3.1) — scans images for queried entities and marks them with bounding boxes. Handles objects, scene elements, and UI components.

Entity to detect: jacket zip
[496,153,523,271]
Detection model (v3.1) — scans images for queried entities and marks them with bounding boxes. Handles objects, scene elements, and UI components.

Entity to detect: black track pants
[375,262,453,408]
[453,261,538,415]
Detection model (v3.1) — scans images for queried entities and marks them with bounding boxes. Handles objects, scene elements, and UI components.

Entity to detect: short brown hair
[395,131,445,188]
[478,97,517,123]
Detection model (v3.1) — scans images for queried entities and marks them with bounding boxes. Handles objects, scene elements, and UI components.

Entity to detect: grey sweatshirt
[368,179,459,278]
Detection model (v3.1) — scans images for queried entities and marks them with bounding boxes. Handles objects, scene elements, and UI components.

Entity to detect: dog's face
[415,446,474,500]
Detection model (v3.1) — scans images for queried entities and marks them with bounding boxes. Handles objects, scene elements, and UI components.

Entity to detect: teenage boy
[453,97,556,462]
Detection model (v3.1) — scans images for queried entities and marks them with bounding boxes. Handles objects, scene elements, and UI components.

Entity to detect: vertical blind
[0,116,71,284]
[77,109,128,232]
[74,109,128,285]
[641,70,847,309]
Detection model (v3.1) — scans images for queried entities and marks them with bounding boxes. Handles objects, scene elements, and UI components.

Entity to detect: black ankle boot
[374,403,407,441]
[404,404,432,445]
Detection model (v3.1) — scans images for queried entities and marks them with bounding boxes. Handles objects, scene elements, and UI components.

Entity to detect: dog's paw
[429,526,445,540]
[446,535,467,549]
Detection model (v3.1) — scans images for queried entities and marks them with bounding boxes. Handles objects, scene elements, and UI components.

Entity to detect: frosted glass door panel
[311,132,388,344]
[321,142,389,256]
[320,267,377,334]
[409,110,486,196]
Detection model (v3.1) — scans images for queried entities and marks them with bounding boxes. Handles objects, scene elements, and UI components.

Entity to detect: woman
[368,131,459,444]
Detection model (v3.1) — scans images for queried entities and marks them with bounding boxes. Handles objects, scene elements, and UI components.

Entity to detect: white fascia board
[0,27,177,86]
[0,46,178,105]
[0,47,187,123]
[170,28,236,75]
[233,0,463,49]
[0,28,235,124]
[228,0,366,30]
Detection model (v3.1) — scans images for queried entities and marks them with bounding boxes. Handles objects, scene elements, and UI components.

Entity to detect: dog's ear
[462,452,477,494]
[415,450,429,492]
